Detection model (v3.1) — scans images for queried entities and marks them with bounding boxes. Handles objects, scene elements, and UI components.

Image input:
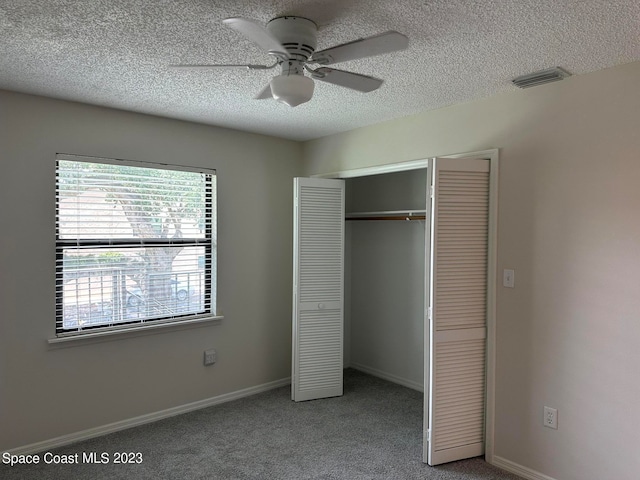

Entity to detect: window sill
[48,315,224,347]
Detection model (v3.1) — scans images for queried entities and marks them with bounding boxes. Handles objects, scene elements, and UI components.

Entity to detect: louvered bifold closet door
[427,158,490,465]
[292,178,345,402]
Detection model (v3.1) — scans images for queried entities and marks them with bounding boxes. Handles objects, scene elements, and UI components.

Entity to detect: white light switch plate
[503,269,515,288]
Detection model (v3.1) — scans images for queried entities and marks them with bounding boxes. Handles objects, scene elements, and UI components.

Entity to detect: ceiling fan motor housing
[266,16,318,106]
[267,16,317,61]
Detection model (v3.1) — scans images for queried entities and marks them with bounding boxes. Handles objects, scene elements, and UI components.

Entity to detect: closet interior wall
[344,169,427,391]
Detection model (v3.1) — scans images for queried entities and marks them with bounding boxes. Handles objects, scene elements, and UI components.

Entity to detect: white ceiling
[1,0,639,141]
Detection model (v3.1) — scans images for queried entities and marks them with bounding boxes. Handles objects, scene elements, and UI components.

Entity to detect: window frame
[53,153,220,341]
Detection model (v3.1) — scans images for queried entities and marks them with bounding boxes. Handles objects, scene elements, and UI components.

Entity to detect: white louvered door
[292,177,345,402]
[426,158,490,465]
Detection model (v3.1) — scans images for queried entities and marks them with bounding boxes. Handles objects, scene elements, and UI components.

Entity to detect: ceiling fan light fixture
[270,74,314,107]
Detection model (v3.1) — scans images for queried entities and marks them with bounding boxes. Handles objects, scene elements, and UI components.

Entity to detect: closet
[292,154,495,466]
[344,169,427,391]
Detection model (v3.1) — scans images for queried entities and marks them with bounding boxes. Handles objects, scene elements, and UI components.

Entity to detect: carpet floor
[2,369,522,479]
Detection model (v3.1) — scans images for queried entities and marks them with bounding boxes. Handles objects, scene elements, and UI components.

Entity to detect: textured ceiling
[1,0,639,141]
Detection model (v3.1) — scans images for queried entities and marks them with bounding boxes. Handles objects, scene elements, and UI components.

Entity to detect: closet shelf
[345,209,427,221]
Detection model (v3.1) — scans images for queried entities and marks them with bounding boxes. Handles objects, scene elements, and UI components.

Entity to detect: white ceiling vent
[512,67,571,88]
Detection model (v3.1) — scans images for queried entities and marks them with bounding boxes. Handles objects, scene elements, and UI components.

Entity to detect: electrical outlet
[204,349,217,366]
[543,406,558,429]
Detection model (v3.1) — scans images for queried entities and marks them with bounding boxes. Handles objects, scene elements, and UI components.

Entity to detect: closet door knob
[318,303,325,309]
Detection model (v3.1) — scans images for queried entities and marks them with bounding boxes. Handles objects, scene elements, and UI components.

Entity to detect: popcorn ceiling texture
[1,0,639,141]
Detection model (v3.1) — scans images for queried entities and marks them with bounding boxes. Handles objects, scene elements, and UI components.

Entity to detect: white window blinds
[55,154,216,337]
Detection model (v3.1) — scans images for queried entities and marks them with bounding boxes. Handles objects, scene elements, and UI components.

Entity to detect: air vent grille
[512,67,571,89]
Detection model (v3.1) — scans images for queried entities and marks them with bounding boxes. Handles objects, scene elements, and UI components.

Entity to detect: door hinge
[429,186,434,198]
[427,307,432,321]
[427,428,431,442]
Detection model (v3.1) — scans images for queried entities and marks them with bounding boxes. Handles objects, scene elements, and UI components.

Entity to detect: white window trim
[48,314,223,344]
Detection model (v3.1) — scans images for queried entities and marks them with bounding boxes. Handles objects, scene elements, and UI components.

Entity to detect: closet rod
[346,215,426,221]
[345,209,426,221]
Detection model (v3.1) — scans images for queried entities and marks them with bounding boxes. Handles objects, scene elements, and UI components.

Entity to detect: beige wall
[303,61,640,480]
[0,90,303,451]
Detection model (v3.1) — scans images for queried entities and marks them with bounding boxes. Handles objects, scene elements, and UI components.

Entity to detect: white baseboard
[349,363,423,392]
[492,455,558,480]
[7,377,291,456]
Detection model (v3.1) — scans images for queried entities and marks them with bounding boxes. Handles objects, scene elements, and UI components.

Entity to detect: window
[55,154,216,337]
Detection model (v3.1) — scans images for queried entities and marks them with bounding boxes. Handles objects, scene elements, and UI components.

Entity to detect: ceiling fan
[171,16,409,107]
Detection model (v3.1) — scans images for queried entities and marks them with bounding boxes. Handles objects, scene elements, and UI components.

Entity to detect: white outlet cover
[544,406,558,429]
[204,349,217,366]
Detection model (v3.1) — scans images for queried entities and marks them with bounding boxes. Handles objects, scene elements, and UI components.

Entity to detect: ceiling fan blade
[169,63,275,70]
[223,17,289,58]
[310,31,408,65]
[310,67,383,92]
[254,83,273,100]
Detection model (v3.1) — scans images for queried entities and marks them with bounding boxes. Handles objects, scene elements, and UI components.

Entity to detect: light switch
[503,269,515,288]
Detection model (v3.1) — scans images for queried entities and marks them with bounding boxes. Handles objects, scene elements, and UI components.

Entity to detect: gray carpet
[2,369,522,479]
